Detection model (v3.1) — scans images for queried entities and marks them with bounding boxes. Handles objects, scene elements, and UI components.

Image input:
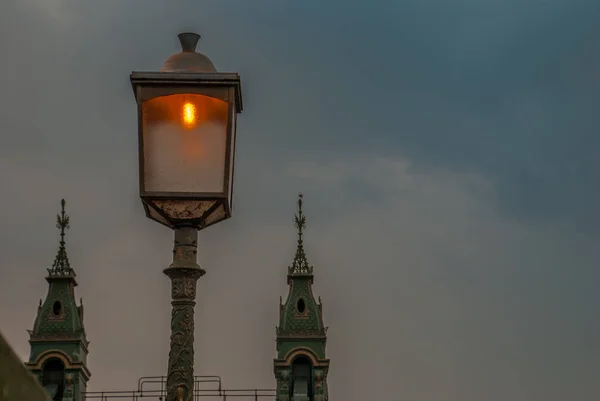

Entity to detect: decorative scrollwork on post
[171,278,183,298]
[183,276,197,298]
[163,226,206,401]
[171,276,198,299]
[166,303,195,401]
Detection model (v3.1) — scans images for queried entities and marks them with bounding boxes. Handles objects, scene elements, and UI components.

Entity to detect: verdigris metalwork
[289,194,313,276]
[26,199,91,401]
[163,226,205,401]
[49,199,73,277]
[275,368,291,401]
[274,195,330,401]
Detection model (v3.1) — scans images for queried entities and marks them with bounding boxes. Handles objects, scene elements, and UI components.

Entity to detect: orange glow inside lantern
[141,94,230,194]
[182,102,196,127]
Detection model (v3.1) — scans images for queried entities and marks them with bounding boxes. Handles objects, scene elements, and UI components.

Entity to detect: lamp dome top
[160,32,217,73]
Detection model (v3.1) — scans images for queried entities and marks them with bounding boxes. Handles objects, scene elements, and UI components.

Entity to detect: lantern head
[130,33,243,229]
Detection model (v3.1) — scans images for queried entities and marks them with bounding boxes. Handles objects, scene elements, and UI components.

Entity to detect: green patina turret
[25,199,91,401]
[274,195,330,401]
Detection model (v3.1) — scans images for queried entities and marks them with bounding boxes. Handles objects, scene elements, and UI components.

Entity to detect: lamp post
[130,32,243,401]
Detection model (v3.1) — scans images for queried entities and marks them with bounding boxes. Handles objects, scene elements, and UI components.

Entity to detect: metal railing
[83,375,276,401]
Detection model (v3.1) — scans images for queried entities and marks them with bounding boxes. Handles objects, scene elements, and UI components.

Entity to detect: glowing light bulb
[182,102,196,127]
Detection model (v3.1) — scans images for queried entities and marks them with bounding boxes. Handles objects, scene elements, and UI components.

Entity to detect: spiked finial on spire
[58,199,69,242]
[289,193,313,276]
[295,193,306,242]
[48,199,74,277]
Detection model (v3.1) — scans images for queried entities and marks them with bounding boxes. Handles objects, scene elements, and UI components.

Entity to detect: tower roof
[288,194,313,278]
[26,202,91,397]
[28,199,87,346]
[274,194,329,395]
[277,194,326,340]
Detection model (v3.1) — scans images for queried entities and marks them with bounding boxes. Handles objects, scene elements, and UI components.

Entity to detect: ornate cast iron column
[163,225,205,401]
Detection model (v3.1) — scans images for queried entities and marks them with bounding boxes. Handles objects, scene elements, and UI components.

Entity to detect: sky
[0,0,599,400]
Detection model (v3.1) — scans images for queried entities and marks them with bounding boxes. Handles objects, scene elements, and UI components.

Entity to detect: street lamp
[130,32,243,401]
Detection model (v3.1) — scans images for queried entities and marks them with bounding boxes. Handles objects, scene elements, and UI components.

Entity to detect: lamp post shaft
[163,226,206,401]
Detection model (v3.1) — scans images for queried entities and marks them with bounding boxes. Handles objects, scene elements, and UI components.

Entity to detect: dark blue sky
[235,0,600,231]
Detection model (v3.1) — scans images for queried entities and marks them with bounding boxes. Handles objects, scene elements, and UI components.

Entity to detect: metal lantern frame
[130,71,243,230]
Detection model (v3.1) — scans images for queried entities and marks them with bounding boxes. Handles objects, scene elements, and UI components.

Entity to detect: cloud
[18,0,74,25]
[3,152,598,401]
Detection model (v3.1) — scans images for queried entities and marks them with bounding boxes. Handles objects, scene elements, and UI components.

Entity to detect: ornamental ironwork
[48,199,75,277]
[288,194,314,276]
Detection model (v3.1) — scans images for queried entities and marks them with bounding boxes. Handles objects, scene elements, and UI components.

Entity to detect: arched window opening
[42,358,65,401]
[291,356,313,401]
[52,301,62,316]
[296,298,306,314]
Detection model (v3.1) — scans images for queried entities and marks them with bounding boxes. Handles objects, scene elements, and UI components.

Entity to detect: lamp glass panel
[204,203,227,226]
[142,94,229,193]
[145,203,170,226]
[228,111,236,211]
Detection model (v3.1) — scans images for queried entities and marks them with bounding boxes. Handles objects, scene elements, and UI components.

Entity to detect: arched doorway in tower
[291,356,313,401]
[42,358,65,401]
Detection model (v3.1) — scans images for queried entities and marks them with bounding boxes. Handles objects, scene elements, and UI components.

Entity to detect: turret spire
[48,199,74,277]
[27,199,90,399]
[289,194,313,276]
[275,193,330,401]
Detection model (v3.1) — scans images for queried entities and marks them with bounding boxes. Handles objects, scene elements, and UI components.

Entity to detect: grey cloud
[2,149,599,401]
